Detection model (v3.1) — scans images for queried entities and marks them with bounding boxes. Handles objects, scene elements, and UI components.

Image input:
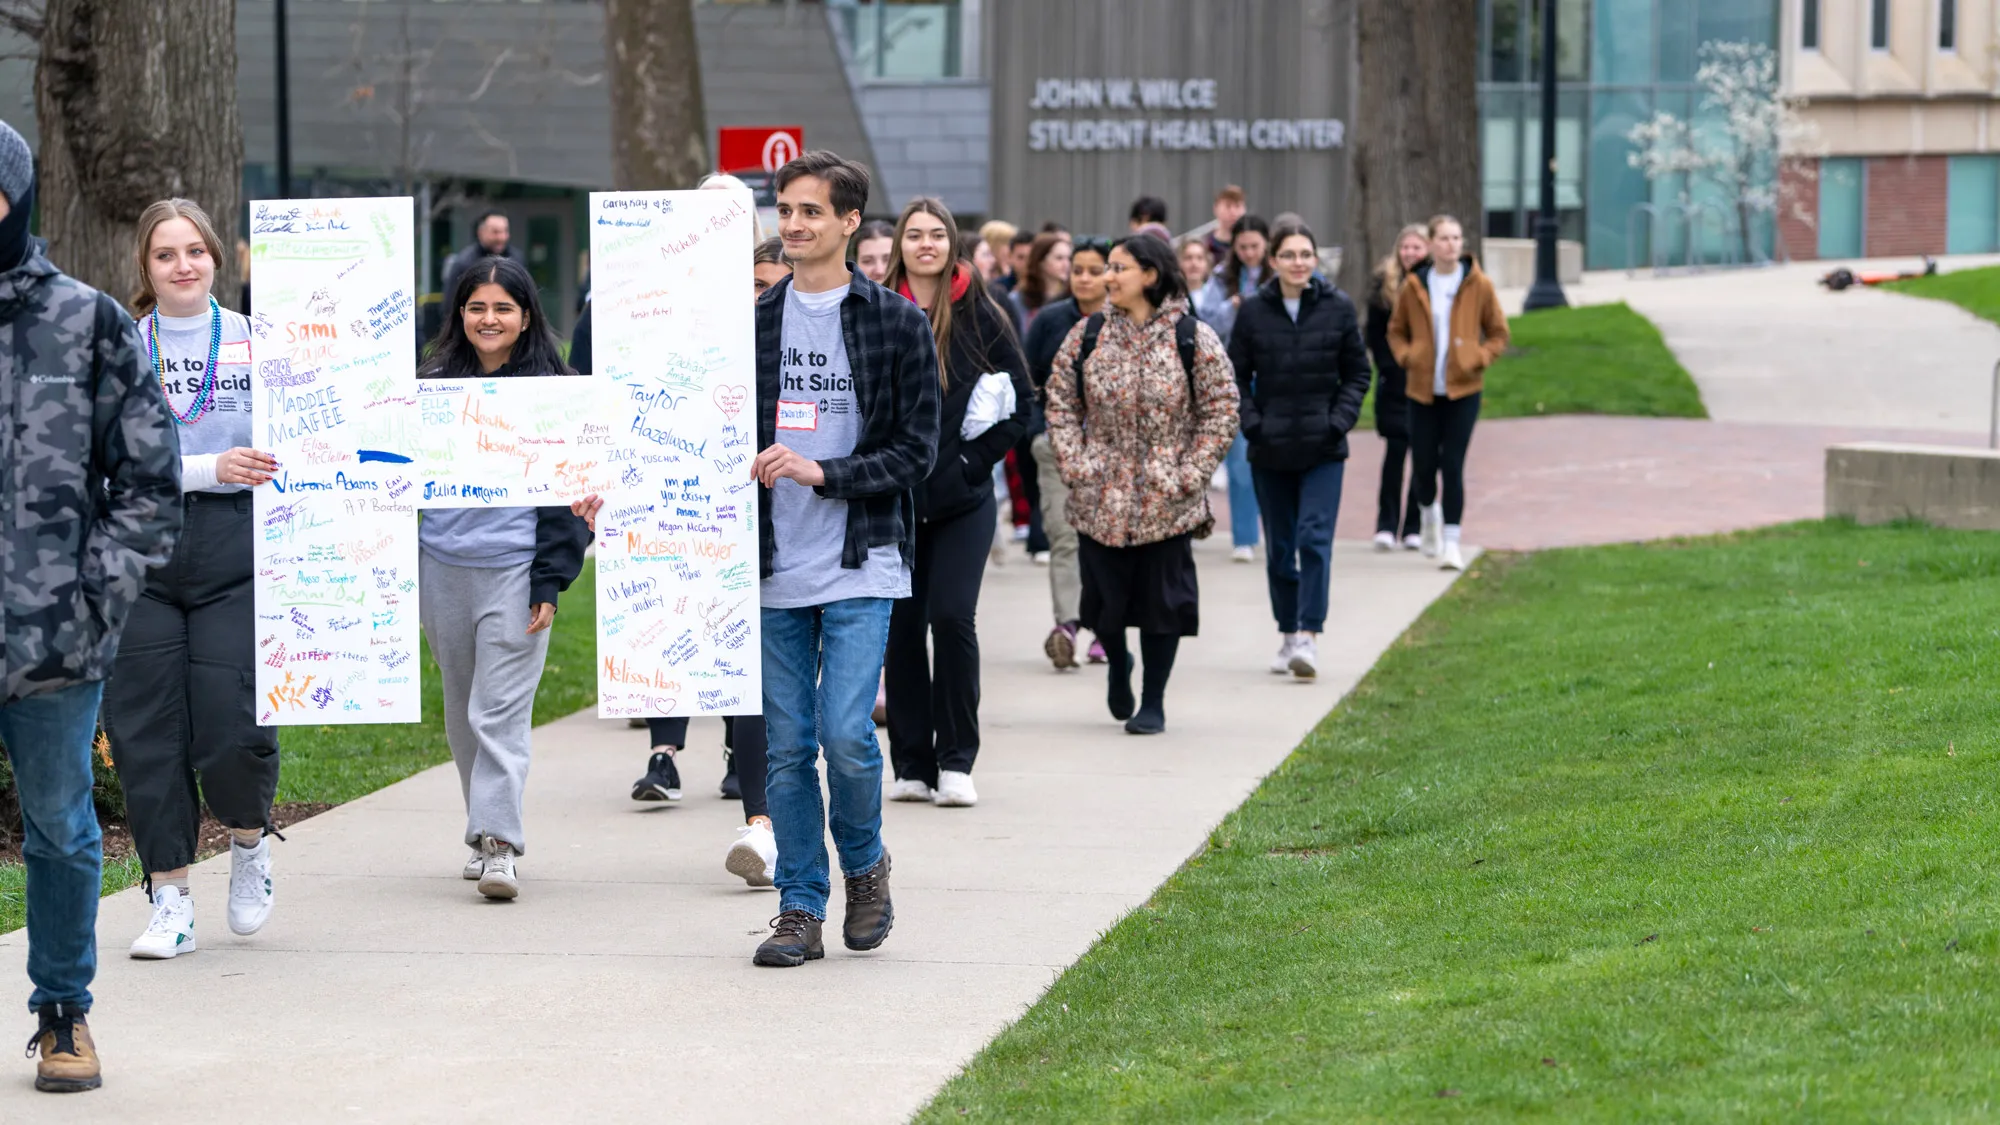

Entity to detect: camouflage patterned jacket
[1,248,183,703]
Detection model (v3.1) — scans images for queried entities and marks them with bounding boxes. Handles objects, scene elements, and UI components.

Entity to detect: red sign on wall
[717,126,805,175]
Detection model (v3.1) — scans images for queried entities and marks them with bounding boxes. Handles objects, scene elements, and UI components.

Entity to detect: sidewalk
[1497,255,2000,434]
[0,538,1463,1122]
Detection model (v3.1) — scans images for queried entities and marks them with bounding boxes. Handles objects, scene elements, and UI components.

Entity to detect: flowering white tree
[1627,41,1820,263]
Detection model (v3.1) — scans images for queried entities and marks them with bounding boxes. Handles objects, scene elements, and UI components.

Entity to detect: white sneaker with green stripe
[130,885,197,959]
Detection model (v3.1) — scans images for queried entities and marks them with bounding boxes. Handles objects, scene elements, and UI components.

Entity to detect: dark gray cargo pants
[102,491,279,874]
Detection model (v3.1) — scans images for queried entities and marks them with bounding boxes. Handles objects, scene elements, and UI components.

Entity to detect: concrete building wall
[857,82,991,216]
[1780,0,2000,258]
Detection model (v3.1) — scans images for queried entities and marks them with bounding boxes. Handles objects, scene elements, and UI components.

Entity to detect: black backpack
[1070,311,1200,412]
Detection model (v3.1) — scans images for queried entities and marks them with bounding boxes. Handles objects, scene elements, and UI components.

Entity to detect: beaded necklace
[146,296,223,426]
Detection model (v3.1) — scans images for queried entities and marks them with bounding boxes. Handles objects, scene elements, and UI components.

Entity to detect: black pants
[1410,391,1481,525]
[102,492,279,874]
[647,715,768,821]
[1373,378,1422,538]
[886,490,996,787]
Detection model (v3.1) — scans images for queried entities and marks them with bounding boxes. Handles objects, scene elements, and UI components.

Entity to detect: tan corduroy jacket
[1386,257,1510,404]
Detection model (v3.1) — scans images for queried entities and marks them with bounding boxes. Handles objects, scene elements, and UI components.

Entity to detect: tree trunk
[36,0,242,309]
[1343,0,1481,296]
[603,0,709,191]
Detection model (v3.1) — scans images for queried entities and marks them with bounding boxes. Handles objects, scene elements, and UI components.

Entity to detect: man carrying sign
[749,152,939,967]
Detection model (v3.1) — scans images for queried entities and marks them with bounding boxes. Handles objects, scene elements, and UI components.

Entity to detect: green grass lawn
[919,521,2000,1122]
[1884,264,2000,326]
[1358,300,1706,429]
[0,568,600,934]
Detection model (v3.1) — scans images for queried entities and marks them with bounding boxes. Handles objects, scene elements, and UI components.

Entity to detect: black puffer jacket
[1226,275,1371,471]
[919,283,1032,523]
[1022,296,1089,437]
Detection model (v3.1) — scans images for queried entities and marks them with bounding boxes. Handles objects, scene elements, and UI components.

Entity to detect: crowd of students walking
[0,118,1508,1092]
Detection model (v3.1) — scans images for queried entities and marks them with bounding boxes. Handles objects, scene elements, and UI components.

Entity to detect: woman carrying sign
[103,199,280,960]
[419,257,591,900]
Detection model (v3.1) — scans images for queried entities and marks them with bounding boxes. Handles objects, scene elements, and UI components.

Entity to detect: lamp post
[276,0,293,198]
[1523,0,1568,311]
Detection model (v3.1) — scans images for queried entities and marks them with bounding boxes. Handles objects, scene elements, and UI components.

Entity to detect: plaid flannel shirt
[755,267,941,580]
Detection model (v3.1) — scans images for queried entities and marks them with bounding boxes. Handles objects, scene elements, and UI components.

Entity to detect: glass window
[1588,89,1653,269]
[1592,0,1655,85]
[1527,0,1590,82]
[1940,0,1957,50]
[1947,155,1998,253]
[1490,0,1524,83]
[1483,90,1523,214]
[838,1,962,80]
[1660,1,1695,82]
[1697,0,1778,51]
[1802,0,1819,49]
[1819,157,1865,259]
[1523,91,1588,211]
[1870,0,1889,50]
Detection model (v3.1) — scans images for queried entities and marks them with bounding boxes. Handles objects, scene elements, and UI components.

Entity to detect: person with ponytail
[102,199,281,961]
[880,198,1031,808]
[1367,224,1430,550]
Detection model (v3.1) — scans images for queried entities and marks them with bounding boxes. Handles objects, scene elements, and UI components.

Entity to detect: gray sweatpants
[419,554,549,854]
[1033,433,1081,624]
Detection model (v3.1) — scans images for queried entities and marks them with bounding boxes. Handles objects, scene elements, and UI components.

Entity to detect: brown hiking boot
[754,910,825,967]
[842,851,894,951]
[26,1004,100,1093]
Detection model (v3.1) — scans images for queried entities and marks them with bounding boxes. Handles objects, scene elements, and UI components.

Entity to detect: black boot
[753,910,825,967]
[842,851,894,951]
[1101,631,1136,721]
[1124,633,1180,735]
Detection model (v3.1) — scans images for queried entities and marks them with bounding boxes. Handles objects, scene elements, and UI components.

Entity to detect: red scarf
[895,261,972,306]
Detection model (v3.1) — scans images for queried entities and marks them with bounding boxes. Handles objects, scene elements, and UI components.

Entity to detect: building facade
[1779,0,2000,261]
[1476,0,1784,271]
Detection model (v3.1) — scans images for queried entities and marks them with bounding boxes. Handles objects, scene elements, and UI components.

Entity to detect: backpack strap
[1071,311,1106,414]
[1175,314,1198,396]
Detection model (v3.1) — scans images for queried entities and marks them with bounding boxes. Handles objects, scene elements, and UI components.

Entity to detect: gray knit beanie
[0,121,32,207]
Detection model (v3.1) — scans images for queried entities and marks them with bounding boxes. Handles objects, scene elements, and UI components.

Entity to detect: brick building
[1782,0,2000,261]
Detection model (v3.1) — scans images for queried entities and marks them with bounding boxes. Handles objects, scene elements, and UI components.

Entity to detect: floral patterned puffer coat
[1044,297,1239,548]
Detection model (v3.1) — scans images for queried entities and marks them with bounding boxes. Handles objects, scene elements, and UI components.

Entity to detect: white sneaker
[1269,634,1297,674]
[1032,551,1051,566]
[1232,545,1255,563]
[130,885,196,960]
[934,770,978,807]
[1440,541,1466,571]
[227,836,274,936]
[1372,530,1395,551]
[1419,504,1442,558]
[888,777,935,802]
[1403,534,1422,550]
[1289,635,1319,679]
[477,836,519,900]
[462,848,485,880]
[724,822,778,888]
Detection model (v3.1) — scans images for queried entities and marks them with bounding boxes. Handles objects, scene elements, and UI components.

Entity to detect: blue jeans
[0,681,105,1013]
[1252,461,1346,634]
[1226,435,1260,548]
[762,598,893,919]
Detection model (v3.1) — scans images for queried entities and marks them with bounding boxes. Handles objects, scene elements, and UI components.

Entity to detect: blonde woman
[1366,223,1431,550]
[1387,215,1510,571]
[103,199,280,959]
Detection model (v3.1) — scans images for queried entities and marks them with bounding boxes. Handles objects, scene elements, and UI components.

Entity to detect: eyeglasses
[1104,261,1135,274]
[1072,237,1114,258]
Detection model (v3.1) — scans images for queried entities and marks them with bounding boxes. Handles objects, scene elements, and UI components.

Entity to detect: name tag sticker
[776,400,818,431]
[219,341,252,366]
